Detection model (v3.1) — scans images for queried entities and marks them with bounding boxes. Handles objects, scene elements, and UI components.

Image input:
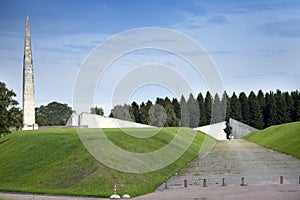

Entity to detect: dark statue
[224,121,232,140]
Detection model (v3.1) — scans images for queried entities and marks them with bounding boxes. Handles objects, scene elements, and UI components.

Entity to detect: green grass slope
[0,128,215,197]
[244,121,300,159]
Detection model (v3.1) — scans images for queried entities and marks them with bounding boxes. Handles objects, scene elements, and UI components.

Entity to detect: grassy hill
[244,121,300,159]
[0,128,215,197]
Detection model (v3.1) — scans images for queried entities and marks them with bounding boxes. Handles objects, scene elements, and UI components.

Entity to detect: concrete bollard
[184,179,187,188]
[203,179,207,187]
[165,181,167,189]
[222,178,226,186]
[280,176,284,184]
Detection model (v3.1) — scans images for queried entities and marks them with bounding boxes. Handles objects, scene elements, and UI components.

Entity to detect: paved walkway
[158,139,300,188]
[1,185,300,200]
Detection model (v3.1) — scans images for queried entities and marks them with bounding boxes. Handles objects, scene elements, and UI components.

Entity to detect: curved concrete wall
[229,118,257,139]
[66,113,153,128]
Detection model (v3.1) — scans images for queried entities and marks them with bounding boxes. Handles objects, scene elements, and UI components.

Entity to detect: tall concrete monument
[23,16,38,130]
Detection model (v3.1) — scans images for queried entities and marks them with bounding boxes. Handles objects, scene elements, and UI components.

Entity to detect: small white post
[114,184,117,195]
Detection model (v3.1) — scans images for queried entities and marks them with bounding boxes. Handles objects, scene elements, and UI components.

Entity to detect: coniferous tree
[283,92,293,123]
[291,90,300,121]
[149,103,166,127]
[239,92,250,124]
[172,98,181,121]
[197,92,207,126]
[257,90,266,115]
[222,91,230,121]
[108,89,300,128]
[180,95,189,127]
[263,92,277,127]
[187,93,199,128]
[275,90,288,124]
[295,99,300,121]
[291,91,300,121]
[204,91,212,124]
[229,92,242,121]
[140,100,153,125]
[156,97,178,127]
[212,93,224,123]
[248,91,264,129]
[130,101,141,123]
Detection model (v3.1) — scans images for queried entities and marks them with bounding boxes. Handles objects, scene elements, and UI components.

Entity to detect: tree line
[1,79,299,134]
[109,89,300,129]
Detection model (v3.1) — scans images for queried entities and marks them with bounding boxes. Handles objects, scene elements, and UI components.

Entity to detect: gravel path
[159,139,300,188]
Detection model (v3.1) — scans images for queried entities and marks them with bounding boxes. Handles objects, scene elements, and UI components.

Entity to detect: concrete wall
[229,118,257,139]
[193,119,257,140]
[66,113,153,128]
[194,122,227,140]
[65,112,79,126]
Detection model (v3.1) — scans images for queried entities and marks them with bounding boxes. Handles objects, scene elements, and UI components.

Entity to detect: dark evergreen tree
[295,99,300,121]
[291,91,299,121]
[107,89,300,128]
[229,92,242,121]
[204,91,212,124]
[165,97,179,127]
[291,90,300,121]
[180,95,189,127]
[283,92,293,123]
[172,98,181,120]
[248,91,264,129]
[222,91,230,121]
[239,92,250,124]
[130,101,141,123]
[275,90,288,124]
[212,93,224,123]
[263,92,277,127]
[197,92,207,126]
[156,97,178,127]
[257,90,266,115]
[149,103,166,127]
[187,93,199,128]
[140,100,153,125]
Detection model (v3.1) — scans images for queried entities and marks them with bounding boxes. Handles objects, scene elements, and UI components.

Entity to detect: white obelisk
[23,16,38,130]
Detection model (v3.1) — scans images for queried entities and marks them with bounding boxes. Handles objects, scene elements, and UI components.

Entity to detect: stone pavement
[159,139,300,188]
[134,184,300,200]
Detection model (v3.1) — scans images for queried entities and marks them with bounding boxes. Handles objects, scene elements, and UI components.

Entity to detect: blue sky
[1,0,300,115]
